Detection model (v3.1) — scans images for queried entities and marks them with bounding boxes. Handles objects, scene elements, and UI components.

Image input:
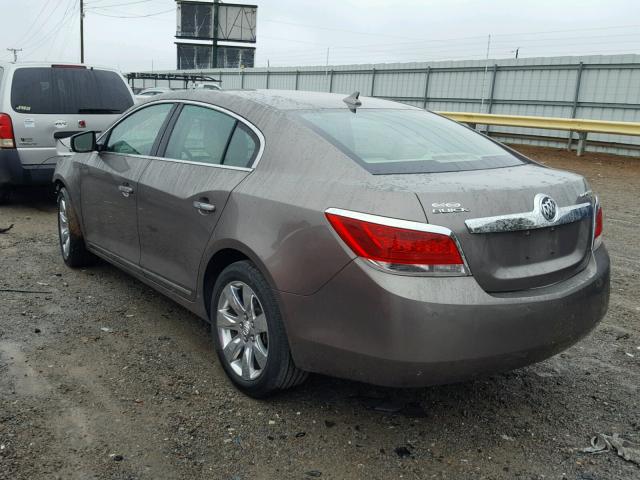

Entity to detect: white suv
[0,62,134,202]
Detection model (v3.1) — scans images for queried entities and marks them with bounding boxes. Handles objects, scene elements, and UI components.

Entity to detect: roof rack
[126,72,221,88]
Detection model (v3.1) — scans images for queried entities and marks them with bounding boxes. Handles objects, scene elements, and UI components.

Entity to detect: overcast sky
[1,0,640,71]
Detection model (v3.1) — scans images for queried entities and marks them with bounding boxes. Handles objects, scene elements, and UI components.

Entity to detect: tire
[57,187,97,268]
[211,260,308,398]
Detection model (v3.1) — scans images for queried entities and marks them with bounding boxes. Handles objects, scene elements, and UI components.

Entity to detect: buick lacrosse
[54,89,609,397]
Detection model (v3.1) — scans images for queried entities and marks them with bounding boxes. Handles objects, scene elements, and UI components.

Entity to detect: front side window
[164,105,236,165]
[105,103,173,156]
[297,109,527,174]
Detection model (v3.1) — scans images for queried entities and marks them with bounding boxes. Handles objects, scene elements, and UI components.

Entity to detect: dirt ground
[1,145,639,480]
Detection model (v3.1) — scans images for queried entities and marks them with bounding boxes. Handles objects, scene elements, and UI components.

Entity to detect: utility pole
[80,0,85,63]
[211,0,220,68]
[7,48,22,62]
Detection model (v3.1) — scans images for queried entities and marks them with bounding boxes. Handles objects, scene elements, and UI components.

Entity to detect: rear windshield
[297,109,526,174]
[11,67,133,115]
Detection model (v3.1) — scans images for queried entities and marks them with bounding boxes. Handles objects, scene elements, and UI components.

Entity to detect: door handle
[193,200,216,214]
[119,184,134,197]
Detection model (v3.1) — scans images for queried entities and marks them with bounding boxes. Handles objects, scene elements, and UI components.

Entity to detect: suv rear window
[11,67,133,115]
[297,109,526,174]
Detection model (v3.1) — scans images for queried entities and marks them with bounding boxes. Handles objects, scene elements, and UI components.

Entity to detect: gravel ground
[0,145,639,480]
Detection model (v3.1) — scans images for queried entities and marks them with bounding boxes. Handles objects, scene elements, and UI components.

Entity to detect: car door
[136,103,261,298]
[80,102,176,267]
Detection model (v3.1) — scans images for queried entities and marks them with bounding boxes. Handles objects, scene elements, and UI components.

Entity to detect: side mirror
[70,131,97,153]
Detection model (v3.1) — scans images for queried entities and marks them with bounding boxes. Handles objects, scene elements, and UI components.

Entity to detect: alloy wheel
[217,281,269,381]
[58,197,70,259]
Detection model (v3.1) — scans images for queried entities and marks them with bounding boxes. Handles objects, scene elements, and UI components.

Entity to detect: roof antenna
[343,91,361,112]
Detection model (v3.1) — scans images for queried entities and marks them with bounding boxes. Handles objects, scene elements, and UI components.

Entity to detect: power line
[21,1,79,60]
[257,22,640,57]
[85,0,164,9]
[46,1,79,61]
[88,8,174,18]
[264,18,640,44]
[15,0,52,46]
[20,1,68,49]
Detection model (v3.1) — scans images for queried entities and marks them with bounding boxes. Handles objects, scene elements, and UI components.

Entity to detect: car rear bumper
[279,246,610,387]
[0,149,55,186]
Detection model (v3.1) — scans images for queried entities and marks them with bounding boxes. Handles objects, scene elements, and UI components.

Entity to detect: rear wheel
[57,187,96,268]
[211,261,307,398]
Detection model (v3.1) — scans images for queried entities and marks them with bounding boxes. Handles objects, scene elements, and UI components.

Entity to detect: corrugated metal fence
[135,54,640,157]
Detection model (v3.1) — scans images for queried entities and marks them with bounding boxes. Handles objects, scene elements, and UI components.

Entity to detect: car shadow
[4,185,57,211]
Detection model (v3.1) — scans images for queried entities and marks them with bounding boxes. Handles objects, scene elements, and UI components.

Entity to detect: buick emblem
[539,195,557,221]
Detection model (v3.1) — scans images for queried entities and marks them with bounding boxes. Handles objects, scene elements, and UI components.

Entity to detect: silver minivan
[0,62,134,202]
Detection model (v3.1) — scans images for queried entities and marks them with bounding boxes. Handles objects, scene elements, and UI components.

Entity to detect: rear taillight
[0,113,15,149]
[325,208,469,276]
[594,203,603,249]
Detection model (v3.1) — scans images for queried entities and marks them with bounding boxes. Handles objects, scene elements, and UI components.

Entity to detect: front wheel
[57,187,97,268]
[211,261,307,398]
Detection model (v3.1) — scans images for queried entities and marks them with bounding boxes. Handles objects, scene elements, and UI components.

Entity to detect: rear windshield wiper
[78,108,122,114]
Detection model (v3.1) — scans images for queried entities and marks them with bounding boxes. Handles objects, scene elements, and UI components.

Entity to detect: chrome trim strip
[104,152,253,172]
[97,99,265,171]
[88,242,193,297]
[326,207,453,236]
[465,195,593,234]
[592,195,603,250]
[325,207,472,276]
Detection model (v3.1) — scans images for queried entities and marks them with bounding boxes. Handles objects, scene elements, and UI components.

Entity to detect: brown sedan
[54,90,609,397]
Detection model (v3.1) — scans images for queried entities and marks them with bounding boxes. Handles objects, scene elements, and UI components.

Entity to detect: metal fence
[133,54,640,157]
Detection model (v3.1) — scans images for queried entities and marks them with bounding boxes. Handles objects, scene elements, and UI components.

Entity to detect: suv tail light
[0,113,15,149]
[325,208,470,276]
[593,202,603,249]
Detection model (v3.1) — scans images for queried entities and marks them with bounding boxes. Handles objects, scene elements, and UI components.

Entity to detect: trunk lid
[372,164,594,292]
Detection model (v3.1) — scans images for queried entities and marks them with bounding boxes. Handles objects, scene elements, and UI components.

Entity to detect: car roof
[157,89,420,112]
[0,61,121,73]
[140,87,172,92]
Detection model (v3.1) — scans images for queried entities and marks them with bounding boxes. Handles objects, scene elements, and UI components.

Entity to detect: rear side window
[164,105,236,165]
[297,109,526,174]
[223,123,259,168]
[105,103,173,156]
[10,67,133,115]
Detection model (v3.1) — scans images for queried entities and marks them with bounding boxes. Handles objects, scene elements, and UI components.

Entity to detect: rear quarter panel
[201,112,428,297]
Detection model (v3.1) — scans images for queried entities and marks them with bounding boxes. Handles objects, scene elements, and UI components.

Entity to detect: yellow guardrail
[436,111,640,155]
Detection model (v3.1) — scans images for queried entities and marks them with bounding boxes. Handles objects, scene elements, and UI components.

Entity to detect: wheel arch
[201,240,279,322]
[52,175,66,192]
